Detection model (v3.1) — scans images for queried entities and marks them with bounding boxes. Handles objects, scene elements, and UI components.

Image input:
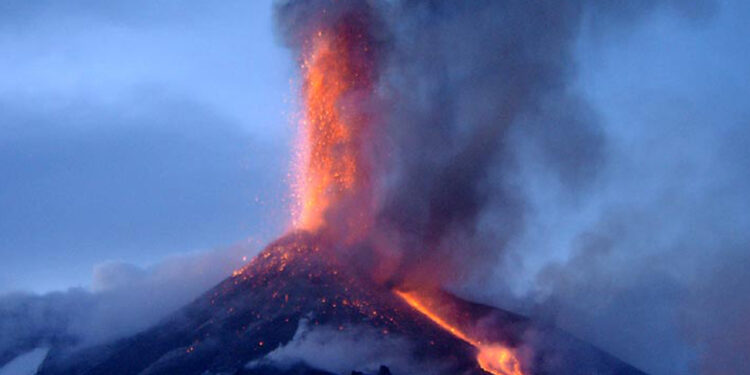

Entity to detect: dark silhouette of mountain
[37,232,646,375]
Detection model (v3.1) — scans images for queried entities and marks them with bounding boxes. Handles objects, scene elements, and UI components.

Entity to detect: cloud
[0,347,48,375]
[0,241,260,369]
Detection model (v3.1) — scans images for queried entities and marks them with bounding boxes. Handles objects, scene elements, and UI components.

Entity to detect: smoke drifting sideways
[0,243,258,369]
[276,1,749,374]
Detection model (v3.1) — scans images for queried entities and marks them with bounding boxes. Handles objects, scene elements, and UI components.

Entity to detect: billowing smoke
[254,318,446,374]
[273,1,750,374]
[275,0,717,285]
[372,1,596,288]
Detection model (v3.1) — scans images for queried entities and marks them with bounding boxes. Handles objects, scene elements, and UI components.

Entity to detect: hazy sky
[1,0,748,298]
[0,0,294,293]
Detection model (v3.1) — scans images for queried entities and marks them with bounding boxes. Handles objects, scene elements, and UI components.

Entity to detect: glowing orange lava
[395,290,524,375]
[293,27,373,232]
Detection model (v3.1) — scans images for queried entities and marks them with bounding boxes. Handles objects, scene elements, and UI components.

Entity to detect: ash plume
[274,0,715,293]
[372,1,595,288]
[273,1,744,374]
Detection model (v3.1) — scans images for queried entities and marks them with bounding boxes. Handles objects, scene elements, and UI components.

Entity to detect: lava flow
[396,290,524,375]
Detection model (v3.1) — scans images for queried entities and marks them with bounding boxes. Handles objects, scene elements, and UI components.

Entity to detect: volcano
[32,2,654,374]
[36,231,645,375]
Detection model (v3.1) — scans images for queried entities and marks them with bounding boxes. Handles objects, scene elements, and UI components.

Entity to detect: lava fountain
[292,15,376,236]
[287,7,526,375]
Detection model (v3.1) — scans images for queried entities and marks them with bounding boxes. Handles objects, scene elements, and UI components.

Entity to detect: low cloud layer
[0,242,260,368]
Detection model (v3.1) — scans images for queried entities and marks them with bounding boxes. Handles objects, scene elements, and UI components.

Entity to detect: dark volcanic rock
[37,232,646,375]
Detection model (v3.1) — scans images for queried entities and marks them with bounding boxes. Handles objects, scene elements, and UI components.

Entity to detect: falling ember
[292,18,375,233]
[396,290,525,375]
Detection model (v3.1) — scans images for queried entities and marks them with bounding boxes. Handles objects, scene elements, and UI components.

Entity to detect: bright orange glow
[395,290,524,375]
[292,28,373,232]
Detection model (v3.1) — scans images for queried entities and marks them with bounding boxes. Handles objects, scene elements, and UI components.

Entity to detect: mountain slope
[38,232,646,375]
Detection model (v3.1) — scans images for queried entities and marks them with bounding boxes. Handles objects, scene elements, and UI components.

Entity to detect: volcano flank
[37,232,645,375]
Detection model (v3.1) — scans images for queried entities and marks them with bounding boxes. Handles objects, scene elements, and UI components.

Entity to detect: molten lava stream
[395,291,524,375]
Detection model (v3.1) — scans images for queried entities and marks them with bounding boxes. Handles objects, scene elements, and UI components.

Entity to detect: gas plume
[274,1,731,374]
[276,0,692,291]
